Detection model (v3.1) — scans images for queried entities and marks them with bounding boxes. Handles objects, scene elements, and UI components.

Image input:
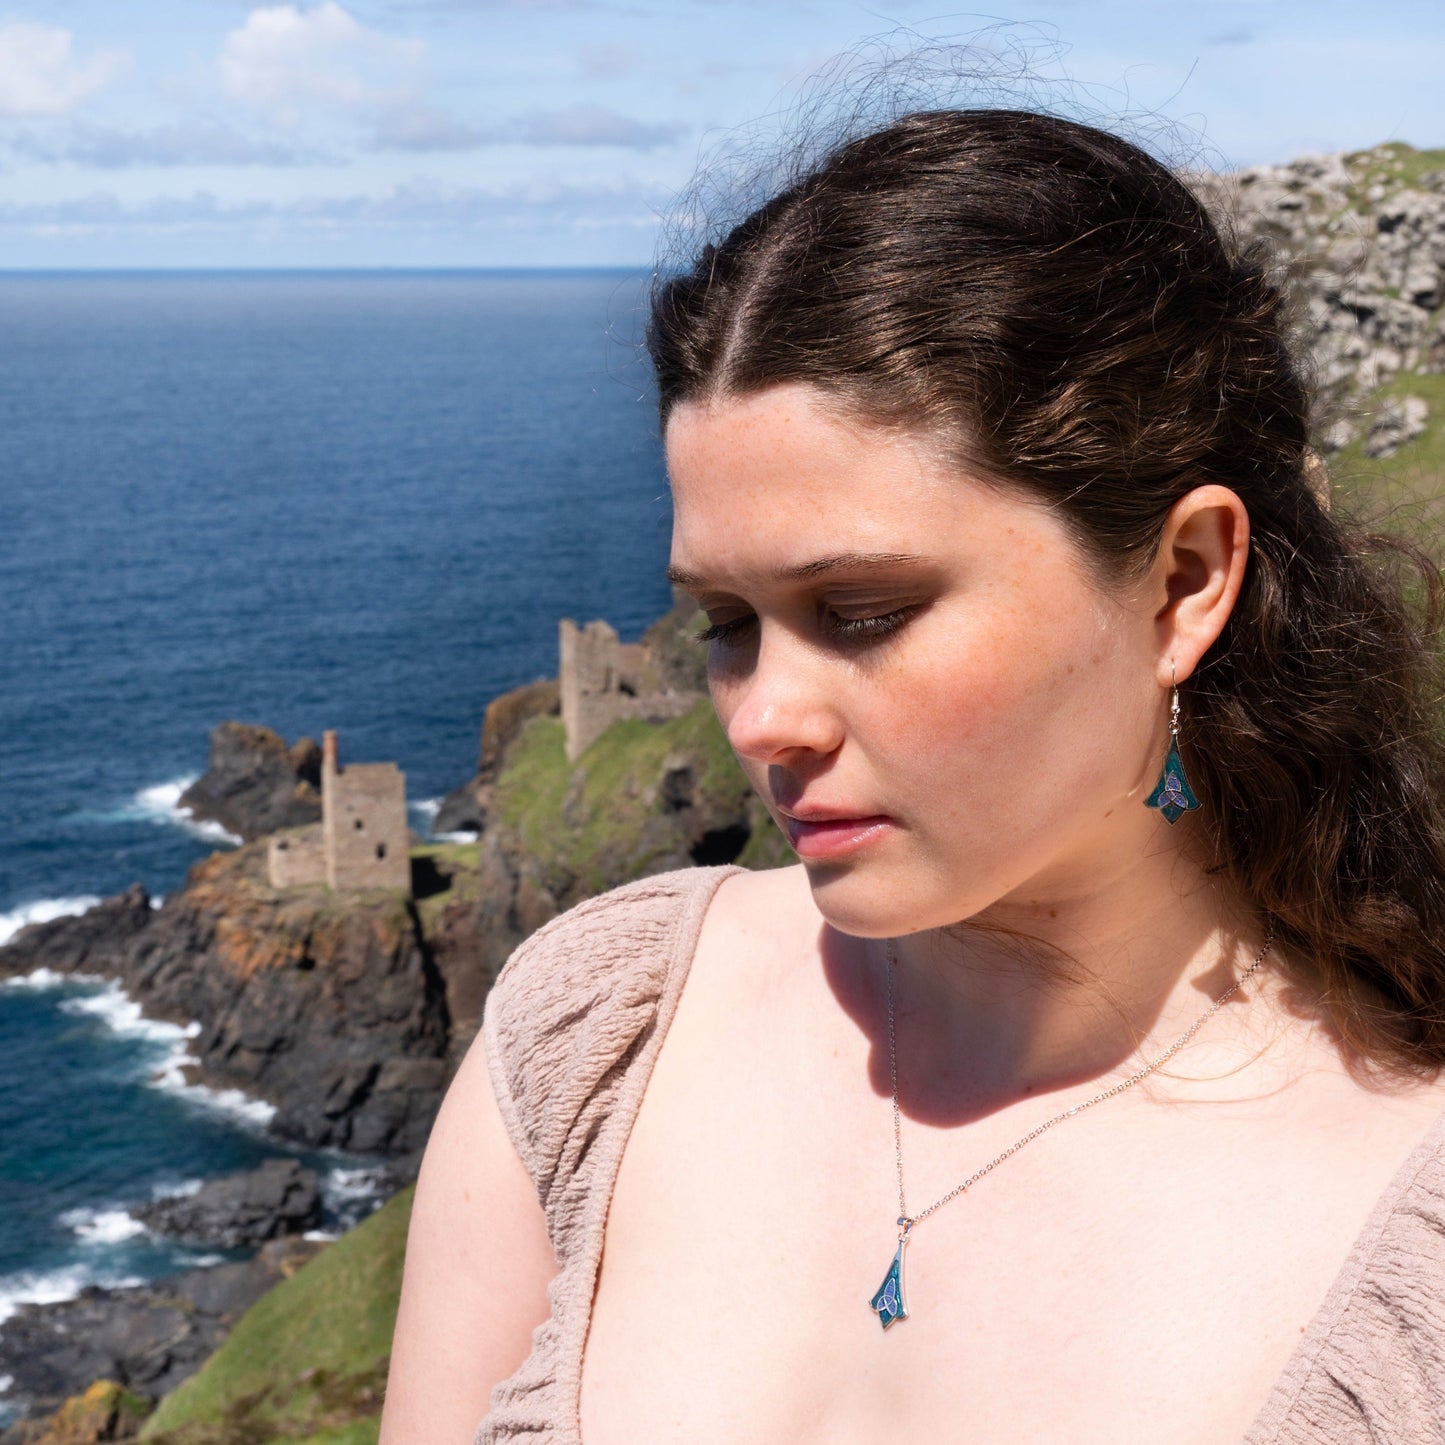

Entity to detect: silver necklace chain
[884,924,1275,1229]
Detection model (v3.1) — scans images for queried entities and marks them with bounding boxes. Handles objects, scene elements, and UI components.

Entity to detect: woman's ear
[1149,485,1250,685]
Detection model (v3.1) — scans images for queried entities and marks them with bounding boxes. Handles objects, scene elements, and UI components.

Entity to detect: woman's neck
[871,846,1273,1123]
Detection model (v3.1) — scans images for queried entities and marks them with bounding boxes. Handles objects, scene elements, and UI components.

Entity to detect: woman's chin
[801,854,930,939]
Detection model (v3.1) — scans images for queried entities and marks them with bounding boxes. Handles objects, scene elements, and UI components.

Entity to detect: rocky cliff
[0,842,457,1156]
[177,722,322,842]
[1207,142,1445,471]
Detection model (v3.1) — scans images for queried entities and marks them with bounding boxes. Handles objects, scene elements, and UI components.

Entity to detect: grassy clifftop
[137,1186,413,1445]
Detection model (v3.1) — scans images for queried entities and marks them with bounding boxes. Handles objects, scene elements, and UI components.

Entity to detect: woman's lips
[784,814,894,859]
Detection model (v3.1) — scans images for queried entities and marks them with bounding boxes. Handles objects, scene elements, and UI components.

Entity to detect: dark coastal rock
[0,842,451,1155]
[0,886,154,975]
[0,1379,151,1444]
[132,1159,321,1248]
[430,778,484,836]
[177,722,322,842]
[0,1238,325,1428]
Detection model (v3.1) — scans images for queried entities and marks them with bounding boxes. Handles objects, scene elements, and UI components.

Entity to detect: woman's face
[665,383,1170,939]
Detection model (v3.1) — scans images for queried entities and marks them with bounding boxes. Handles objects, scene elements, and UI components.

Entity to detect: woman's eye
[690,604,919,650]
[825,608,917,641]
[692,616,755,647]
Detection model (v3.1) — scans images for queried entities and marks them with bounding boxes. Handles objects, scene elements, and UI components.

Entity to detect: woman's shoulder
[486,862,747,1014]
[480,863,747,1200]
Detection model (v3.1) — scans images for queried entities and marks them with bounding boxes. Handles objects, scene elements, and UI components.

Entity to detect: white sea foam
[432,829,478,843]
[302,1228,338,1242]
[149,1176,204,1201]
[2,965,73,990]
[133,777,242,845]
[0,1264,144,1326]
[325,1163,390,1203]
[59,1206,147,1246]
[58,980,201,1045]
[0,896,101,947]
[411,796,441,823]
[0,1374,12,1394]
[52,976,275,1128]
[148,1049,277,1129]
[78,776,242,846]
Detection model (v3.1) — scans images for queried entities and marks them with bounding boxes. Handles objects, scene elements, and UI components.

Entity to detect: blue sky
[1,1,1442,268]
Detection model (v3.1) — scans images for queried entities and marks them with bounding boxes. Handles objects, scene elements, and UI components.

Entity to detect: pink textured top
[473,863,1445,1443]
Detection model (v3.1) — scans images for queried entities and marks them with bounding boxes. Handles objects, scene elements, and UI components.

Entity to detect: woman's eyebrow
[665,552,933,589]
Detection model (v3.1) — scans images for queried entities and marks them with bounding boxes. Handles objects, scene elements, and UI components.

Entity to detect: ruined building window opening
[354,818,365,831]
[376,842,387,860]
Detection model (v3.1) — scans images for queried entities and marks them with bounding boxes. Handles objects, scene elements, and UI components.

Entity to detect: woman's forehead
[666,386,1073,569]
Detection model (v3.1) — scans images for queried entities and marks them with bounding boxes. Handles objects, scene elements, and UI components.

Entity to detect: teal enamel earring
[1145,663,1200,824]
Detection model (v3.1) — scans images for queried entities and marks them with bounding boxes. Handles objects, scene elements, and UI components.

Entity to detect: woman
[382,109,1445,1443]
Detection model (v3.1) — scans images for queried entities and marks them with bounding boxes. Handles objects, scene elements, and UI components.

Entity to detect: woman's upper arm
[379,1027,558,1443]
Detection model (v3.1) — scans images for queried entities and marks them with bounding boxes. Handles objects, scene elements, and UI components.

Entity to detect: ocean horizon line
[0,264,653,279]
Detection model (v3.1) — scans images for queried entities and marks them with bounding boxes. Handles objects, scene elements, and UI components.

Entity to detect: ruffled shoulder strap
[481,862,744,1263]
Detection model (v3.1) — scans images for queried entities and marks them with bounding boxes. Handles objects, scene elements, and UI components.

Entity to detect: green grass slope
[138,1185,414,1445]
[493,698,791,892]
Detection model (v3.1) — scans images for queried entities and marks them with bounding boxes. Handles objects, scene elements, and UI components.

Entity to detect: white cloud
[370,102,482,152]
[0,21,127,117]
[365,102,685,153]
[0,176,658,231]
[10,120,321,169]
[219,3,424,120]
[512,106,682,149]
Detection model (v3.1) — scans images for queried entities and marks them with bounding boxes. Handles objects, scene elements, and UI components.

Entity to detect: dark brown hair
[647,107,1445,1076]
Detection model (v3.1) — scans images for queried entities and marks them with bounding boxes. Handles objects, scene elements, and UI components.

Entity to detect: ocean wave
[58,1205,147,1246]
[58,980,202,1045]
[0,896,101,948]
[148,1050,278,1130]
[411,795,478,841]
[56,978,276,1129]
[135,778,243,845]
[149,1177,203,1201]
[2,965,74,991]
[320,1161,392,1232]
[325,1163,391,1203]
[75,776,241,846]
[0,1263,145,1327]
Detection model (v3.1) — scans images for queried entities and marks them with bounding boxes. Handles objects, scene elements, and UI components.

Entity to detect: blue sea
[0,271,676,1375]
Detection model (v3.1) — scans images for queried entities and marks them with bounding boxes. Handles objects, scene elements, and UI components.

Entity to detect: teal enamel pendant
[869,1219,911,1329]
[1145,734,1200,824]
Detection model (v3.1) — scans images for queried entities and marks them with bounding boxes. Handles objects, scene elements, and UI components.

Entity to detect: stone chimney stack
[322,730,338,774]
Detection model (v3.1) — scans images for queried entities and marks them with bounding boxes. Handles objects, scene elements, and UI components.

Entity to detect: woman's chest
[576,973,1422,1445]
[582,1121,1329,1442]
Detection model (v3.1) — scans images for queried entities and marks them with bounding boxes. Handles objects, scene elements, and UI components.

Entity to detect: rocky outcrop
[1199,144,1445,457]
[0,842,450,1154]
[132,1160,321,1249]
[177,723,322,842]
[0,1238,324,1428]
[468,700,788,990]
[0,1380,151,1444]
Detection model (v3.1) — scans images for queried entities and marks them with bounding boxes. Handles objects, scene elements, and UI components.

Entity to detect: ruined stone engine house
[267,730,411,894]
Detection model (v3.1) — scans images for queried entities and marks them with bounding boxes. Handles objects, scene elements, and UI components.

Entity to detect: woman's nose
[719,631,844,765]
